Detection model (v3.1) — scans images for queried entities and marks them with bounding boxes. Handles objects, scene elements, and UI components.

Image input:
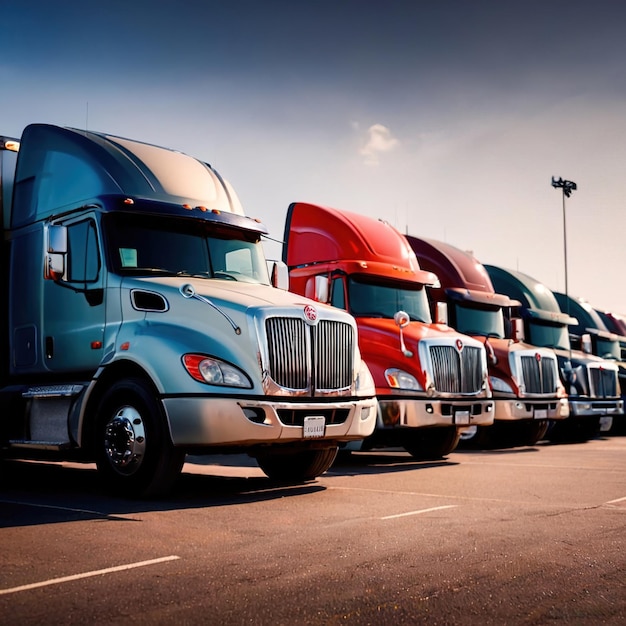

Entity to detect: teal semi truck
[0,125,377,497]
[485,266,622,441]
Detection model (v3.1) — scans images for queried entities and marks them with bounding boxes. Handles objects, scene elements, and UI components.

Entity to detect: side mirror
[435,301,448,325]
[314,275,330,303]
[267,260,289,290]
[393,310,413,358]
[581,333,592,354]
[511,317,525,343]
[44,224,68,281]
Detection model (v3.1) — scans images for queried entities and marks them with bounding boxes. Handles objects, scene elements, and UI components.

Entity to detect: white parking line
[0,556,180,596]
[605,496,626,505]
[381,505,458,520]
[0,498,130,518]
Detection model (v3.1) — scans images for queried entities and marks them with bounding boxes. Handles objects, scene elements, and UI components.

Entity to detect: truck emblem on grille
[456,339,463,352]
[535,352,541,362]
[304,304,318,324]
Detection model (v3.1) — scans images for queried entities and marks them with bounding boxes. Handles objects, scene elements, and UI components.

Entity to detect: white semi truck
[0,124,376,497]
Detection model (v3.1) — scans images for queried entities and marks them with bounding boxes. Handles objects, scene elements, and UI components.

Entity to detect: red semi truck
[283,202,494,459]
[406,236,569,447]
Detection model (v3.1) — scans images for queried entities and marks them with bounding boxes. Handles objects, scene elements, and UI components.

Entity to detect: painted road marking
[605,496,626,505]
[0,556,180,596]
[0,498,136,520]
[381,505,458,520]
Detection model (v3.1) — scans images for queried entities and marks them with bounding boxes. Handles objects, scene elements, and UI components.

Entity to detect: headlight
[385,368,423,391]
[489,376,513,394]
[183,354,252,388]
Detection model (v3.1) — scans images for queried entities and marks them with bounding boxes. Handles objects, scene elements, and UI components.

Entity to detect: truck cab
[407,236,568,448]
[595,310,626,359]
[283,202,493,459]
[0,125,377,496]
[485,265,623,441]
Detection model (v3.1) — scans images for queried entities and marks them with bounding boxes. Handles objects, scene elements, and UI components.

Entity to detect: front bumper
[377,397,494,429]
[493,397,569,421]
[568,398,624,418]
[163,395,377,447]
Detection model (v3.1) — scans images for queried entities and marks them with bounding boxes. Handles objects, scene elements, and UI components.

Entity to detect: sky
[2,0,625,315]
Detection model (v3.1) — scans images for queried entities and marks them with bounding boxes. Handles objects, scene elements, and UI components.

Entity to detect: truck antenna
[179,283,241,334]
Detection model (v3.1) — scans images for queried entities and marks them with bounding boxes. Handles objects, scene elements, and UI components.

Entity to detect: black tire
[484,420,551,449]
[94,378,186,498]
[518,419,549,446]
[256,446,338,482]
[548,416,601,443]
[456,425,493,449]
[403,427,460,460]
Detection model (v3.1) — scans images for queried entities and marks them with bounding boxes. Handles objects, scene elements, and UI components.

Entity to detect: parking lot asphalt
[1,435,626,625]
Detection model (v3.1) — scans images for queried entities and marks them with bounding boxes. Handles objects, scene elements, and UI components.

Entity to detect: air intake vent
[131,290,168,312]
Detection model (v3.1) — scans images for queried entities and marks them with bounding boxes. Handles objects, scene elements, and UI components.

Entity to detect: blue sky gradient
[2,0,625,314]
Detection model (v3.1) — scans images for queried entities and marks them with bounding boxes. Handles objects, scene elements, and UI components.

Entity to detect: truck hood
[121,275,328,312]
[357,317,485,350]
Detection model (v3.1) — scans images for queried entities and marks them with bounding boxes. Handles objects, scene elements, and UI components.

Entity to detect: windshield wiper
[176,270,211,278]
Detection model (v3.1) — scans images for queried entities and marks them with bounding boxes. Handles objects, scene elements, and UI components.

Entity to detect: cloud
[360,123,399,165]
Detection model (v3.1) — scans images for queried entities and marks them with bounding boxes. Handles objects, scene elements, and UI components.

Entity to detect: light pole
[551,176,577,308]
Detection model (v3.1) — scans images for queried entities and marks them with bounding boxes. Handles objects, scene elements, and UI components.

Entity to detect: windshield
[347,275,432,322]
[452,302,505,338]
[104,214,270,284]
[527,319,570,351]
[594,337,621,360]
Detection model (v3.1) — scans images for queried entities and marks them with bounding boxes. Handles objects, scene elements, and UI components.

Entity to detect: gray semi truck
[0,124,377,497]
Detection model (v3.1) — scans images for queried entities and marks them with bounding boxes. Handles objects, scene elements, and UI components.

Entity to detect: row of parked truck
[0,124,623,498]
[284,203,624,452]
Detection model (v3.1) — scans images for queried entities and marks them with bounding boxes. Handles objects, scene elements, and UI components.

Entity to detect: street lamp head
[551,176,577,197]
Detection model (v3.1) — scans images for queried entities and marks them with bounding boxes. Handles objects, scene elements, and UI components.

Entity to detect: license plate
[303,415,326,438]
[454,411,470,425]
[534,409,548,419]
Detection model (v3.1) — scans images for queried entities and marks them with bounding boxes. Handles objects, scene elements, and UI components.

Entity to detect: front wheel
[255,446,338,482]
[94,378,186,498]
[403,427,460,460]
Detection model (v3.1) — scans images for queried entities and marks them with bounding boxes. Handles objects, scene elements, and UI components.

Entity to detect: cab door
[42,214,106,373]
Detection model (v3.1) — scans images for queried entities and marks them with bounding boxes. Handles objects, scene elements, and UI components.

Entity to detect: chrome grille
[314,320,354,390]
[429,345,483,393]
[590,367,618,397]
[520,355,557,393]
[265,318,354,392]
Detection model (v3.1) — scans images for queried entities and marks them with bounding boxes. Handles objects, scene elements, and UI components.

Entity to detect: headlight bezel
[182,354,253,388]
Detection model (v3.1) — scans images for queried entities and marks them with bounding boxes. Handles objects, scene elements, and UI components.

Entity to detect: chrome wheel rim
[103,406,146,475]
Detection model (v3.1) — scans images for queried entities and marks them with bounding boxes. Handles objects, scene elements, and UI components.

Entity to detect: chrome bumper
[493,397,569,421]
[377,397,494,429]
[163,396,377,446]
